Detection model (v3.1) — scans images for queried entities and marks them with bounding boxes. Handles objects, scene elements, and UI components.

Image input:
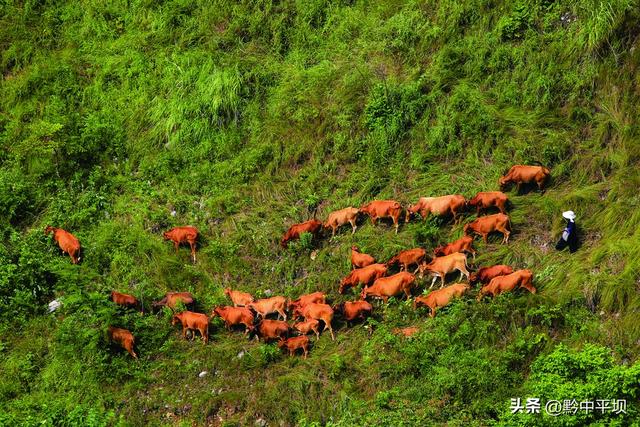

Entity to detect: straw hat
[562,210,576,220]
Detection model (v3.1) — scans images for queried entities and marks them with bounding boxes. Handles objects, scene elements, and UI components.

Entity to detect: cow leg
[370,216,377,226]
[394,218,399,234]
[430,276,437,289]
[482,233,488,244]
[331,227,336,238]
[326,322,335,341]
[279,310,287,322]
[173,241,179,254]
[350,220,357,234]
[429,306,436,318]
[190,242,196,263]
[413,265,420,274]
[303,347,308,359]
[440,275,446,288]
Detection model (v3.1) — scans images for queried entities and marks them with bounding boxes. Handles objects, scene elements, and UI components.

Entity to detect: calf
[224,288,254,307]
[288,292,326,314]
[359,200,403,234]
[248,296,288,321]
[386,248,428,272]
[361,272,416,303]
[418,252,470,289]
[278,336,310,358]
[333,300,373,325]
[163,226,199,263]
[293,319,321,340]
[324,207,359,237]
[477,269,536,300]
[253,319,289,342]
[44,226,81,264]
[463,213,511,244]
[414,283,470,318]
[298,303,335,340]
[339,263,388,294]
[467,191,509,215]
[351,246,375,269]
[433,236,476,261]
[210,306,254,335]
[280,219,323,248]
[110,291,142,313]
[405,195,466,225]
[469,265,514,285]
[392,326,420,338]
[153,292,194,311]
[499,165,551,193]
[108,326,137,359]
[172,311,209,344]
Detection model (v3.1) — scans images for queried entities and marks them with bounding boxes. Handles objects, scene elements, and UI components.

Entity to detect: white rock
[48,299,61,313]
[170,210,177,217]
[263,289,273,297]
[237,350,245,359]
[198,371,208,378]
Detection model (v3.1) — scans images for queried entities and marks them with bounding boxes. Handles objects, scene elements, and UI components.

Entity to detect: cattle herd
[45,164,551,359]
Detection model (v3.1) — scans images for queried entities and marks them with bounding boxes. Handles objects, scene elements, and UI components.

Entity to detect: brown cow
[172,311,209,343]
[418,252,470,289]
[280,219,323,248]
[405,195,466,225]
[324,207,359,237]
[359,200,403,234]
[288,292,326,313]
[293,319,321,340]
[298,303,335,340]
[467,191,509,215]
[339,263,388,294]
[224,288,254,307]
[44,226,81,264]
[108,326,137,359]
[110,291,142,313]
[361,272,416,303]
[469,265,514,285]
[433,236,476,261]
[414,283,470,318]
[210,306,254,335]
[386,248,428,273]
[477,269,536,300]
[463,213,511,244]
[278,336,310,358]
[248,296,288,321]
[253,319,289,342]
[392,326,420,338]
[153,292,194,311]
[351,246,375,270]
[163,226,199,263]
[499,165,551,193]
[333,300,373,325]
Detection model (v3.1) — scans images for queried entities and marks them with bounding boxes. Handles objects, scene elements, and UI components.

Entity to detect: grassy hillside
[1,0,640,425]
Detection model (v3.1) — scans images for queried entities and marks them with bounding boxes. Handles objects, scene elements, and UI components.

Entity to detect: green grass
[1,0,640,425]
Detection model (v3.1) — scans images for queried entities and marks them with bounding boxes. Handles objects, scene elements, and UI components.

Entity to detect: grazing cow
[224,288,254,307]
[467,191,509,215]
[361,272,416,303]
[359,200,403,234]
[339,263,388,294]
[163,226,199,263]
[253,319,289,342]
[278,336,310,358]
[324,207,359,237]
[499,165,551,193]
[280,219,323,248]
[392,326,420,338]
[297,303,335,340]
[469,265,514,285]
[386,248,428,273]
[433,236,476,261]
[333,300,373,325]
[351,246,375,270]
[44,226,81,264]
[172,311,209,344]
[405,195,466,225]
[153,292,194,311]
[418,252,470,289]
[477,269,536,300]
[110,291,143,313]
[413,283,470,318]
[108,326,137,359]
[210,306,254,335]
[463,213,511,244]
[288,292,326,313]
[248,296,288,321]
[293,319,321,340]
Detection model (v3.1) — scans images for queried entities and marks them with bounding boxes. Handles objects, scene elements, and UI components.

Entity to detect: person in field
[555,210,578,253]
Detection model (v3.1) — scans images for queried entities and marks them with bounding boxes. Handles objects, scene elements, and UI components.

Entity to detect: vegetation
[1,0,639,425]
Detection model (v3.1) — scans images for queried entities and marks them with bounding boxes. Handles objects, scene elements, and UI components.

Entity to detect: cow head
[463,223,473,235]
[413,297,427,309]
[522,283,537,294]
[417,261,431,279]
[44,225,55,236]
[332,303,344,315]
[498,175,510,190]
[279,236,289,248]
[469,272,479,283]
[351,245,359,252]
[171,314,181,325]
[433,246,445,257]
[277,337,287,349]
